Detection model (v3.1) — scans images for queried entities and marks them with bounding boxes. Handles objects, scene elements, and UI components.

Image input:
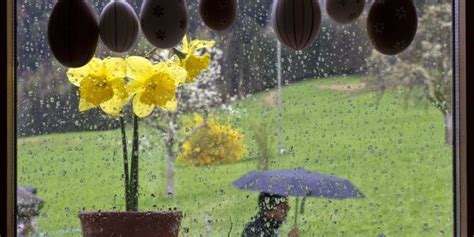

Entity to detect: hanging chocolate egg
[367,0,418,55]
[99,0,140,53]
[271,0,322,51]
[140,0,188,49]
[326,0,365,24]
[48,0,99,68]
[199,0,237,31]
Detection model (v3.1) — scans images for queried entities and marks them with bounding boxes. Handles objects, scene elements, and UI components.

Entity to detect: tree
[146,47,226,197]
[366,2,453,145]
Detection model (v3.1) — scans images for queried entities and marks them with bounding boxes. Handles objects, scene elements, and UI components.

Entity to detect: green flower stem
[145,47,158,58]
[119,116,131,211]
[129,115,140,211]
[172,48,187,60]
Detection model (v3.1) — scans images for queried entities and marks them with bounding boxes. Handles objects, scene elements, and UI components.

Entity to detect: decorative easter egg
[271,0,322,50]
[199,0,237,31]
[99,0,140,52]
[367,0,418,55]
[140,0,188,48]
[326,0,365,24]
[48,0,99,68]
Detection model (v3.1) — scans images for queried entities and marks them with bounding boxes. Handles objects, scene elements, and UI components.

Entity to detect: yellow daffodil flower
[179,35,215,83]
[67,57,129,116]
[126,56,187,118]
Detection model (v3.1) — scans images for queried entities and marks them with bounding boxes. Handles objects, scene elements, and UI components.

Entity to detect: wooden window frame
[1,0,470,236]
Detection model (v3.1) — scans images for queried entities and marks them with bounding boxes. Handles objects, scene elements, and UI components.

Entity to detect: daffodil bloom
[179,35,215,83]
[67,57,129,116]
[126,56,187,118]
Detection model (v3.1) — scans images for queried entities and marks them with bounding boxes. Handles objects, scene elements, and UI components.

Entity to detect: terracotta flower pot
[79,211,182,237]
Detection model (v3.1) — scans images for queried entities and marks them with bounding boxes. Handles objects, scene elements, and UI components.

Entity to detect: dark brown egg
[48,0,99,68]
[326,0,365,24]
[271,0,322,51]
[367,0,418,55]
[199,0,237,31]
[99,0,140,53]
[140,0,188,49]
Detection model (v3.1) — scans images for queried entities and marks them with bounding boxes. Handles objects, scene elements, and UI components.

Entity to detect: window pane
[16,0,454,236]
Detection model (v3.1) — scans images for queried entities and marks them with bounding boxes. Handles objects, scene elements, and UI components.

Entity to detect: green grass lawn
[18,77,453,236]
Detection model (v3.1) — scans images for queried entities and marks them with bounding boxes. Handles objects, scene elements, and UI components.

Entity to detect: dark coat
[242,214,282,237]
[242,193,287,237]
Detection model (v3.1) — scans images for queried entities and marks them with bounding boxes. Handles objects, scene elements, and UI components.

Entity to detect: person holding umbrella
[235,168,364,236]
[242,192,300,237]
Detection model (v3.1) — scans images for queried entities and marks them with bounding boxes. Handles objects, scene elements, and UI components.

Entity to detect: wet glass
[16,0,454,236]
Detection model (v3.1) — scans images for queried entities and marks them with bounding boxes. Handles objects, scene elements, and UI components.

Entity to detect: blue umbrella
[233,168,364,199]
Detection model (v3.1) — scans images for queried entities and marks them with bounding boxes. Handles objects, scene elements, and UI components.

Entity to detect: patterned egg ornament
[271,0,322,51]
[48,0,99,68]
[140,0,188,49]
[99,0,140,53]
[326,0,365,24]
[367,0,418,55]
[199,0,237,31]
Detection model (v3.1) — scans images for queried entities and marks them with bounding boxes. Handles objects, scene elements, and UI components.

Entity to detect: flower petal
[163,100,177,112]
[189,39,215,52]
[133,92,154,118]
[86,58,105,78]
[110,78,129,100]
[126,56,152,80]
[104,57,127,80]
[154,62,188,86]
[100,95,125,116]
[67,58,103,86]
[126,76,145,95]
[67,65,90,87]
[79,98,96,112]
[182,35,189,51]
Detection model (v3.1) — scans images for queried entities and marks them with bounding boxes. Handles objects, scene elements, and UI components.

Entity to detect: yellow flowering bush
[178,114,246,166]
